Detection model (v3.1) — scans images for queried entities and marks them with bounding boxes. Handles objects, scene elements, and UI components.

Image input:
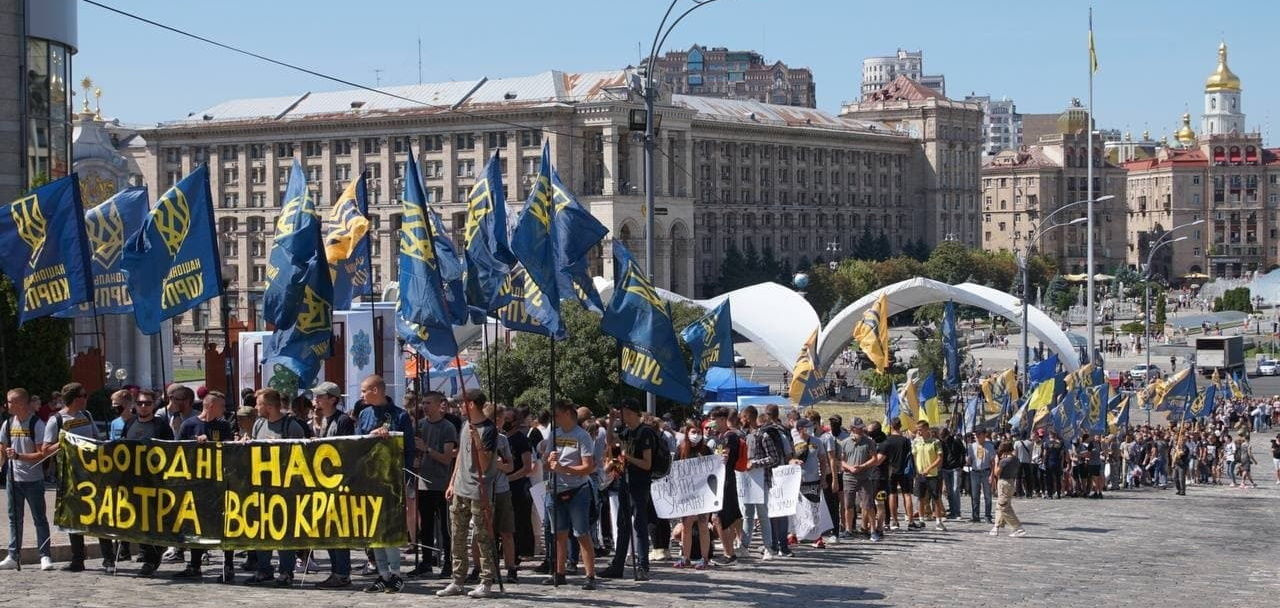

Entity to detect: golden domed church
[1123,42,1280,282]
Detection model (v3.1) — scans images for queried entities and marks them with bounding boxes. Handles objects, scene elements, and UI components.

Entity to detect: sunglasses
[137,401,156,406]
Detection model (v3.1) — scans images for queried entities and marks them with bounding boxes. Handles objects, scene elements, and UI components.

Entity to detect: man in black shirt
[312,382,356,589]
[173,391,234,582]
[939,429,966,519]
[503,407,536,561]
[879,419,917,530]
[600,398,655,580]
[124,390,174,577]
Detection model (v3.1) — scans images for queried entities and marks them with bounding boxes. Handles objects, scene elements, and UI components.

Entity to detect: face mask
[689,433,703,444]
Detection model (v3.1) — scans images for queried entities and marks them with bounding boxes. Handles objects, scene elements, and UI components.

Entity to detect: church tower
[1202,42,1244,136]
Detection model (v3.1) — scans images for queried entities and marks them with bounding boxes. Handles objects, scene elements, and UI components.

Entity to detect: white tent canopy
[817,277,1081,374]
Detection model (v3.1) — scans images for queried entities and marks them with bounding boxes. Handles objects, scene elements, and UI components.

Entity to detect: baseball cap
[620,398,643,413]
[795,418,812,429]
[312,381,342,398]
[236,405,255,418]
[849,417,866,429]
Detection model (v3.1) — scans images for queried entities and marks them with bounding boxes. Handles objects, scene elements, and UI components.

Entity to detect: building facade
[842,76,984,247]
[1124,42,1280,281]
[647,45,816,108]
[979,106,1128,274]
[0,0,77,202]
[129,69,940,335]
[964,94,1021,156]
[860,49,946,99]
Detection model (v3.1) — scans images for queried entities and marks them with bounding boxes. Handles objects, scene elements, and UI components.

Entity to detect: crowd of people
[1,375,1276,599]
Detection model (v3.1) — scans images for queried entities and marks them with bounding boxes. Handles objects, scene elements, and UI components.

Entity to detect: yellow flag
[1108,395,1129,434]
[1088,9,1099,73]
[852,294,890,371]
[1001,368,1020,402]
[898,376,919,427]
[788,328,823,406]
[1026,379,1055,412]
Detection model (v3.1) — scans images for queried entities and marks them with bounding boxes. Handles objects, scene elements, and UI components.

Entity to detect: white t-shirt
[1224,442,1236,463]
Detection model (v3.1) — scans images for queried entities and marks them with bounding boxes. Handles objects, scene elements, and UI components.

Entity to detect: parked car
[1129,363,1162,382]
[1257,359,1279,376]
[733,351,748,367]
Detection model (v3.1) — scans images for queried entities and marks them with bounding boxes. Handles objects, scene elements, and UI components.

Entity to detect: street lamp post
[1141,219,1203,424]
[643,0,722,414]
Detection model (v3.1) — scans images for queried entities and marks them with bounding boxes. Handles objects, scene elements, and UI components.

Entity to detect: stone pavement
[2,441,1276,607]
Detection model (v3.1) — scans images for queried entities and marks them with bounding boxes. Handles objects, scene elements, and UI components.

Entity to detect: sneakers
[778,549,795,558]
[713,555,738,567]
[138,562,158,577]
[786,533,798,545]
[648,548,668,561]
[405,563,432,577]
[1010,529,1027,538]
[363,577,388,593]
[436,582,466,596]
[315,574,351,589]
[598,566,624,579]
[385,574,404,593]
[103,563,116,575]
[869,531,882,542]
[934,521,947,532]
[694,559,710,570]
[889,523,901,531]
[635,569,650,582]
[468,583,496,598]
[908,521,925,530]
[759,548,774,561]
[60,561,85,572]
[580,576,597,591]
[988,527,1000,536]
[0,556,18,570]
[837,530,856,540]
[673,558,690,569]
[172,565,202,579]
[541,573,567,586]
[162,547,184,562]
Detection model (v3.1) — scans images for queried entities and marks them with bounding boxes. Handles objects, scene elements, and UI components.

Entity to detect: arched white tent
[817,277,1080,374]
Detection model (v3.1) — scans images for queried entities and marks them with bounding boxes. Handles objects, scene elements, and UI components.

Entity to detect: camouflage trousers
[449,495,498,585]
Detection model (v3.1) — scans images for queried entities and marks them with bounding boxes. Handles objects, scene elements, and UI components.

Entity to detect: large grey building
[128,68,954,336]
[860,49,946,100]
[964,94,1021,156]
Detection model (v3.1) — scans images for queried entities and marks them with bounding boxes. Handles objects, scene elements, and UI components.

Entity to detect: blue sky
[76,0,1277,144]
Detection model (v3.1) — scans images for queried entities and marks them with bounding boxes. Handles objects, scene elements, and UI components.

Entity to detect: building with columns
[1124,42,1280,281]
[979,102,1128,273]
[128,68,938,335]
[841,76,985,248]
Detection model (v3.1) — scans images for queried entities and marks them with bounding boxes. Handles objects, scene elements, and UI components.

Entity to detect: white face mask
[689,433,704,445]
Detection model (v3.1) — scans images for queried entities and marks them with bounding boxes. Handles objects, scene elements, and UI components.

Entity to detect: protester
[709,407,743,565]
[601,398,655,580]
[174,391,235,583]
[437,389,500,598]
[45,383,113,573]
[881,419,917,530]
[675,421,713,568]
[410,390,458,579]
[911,421,946,531]
[0,388,53,571]
[839,417,883,542]
[503,407,536,563]
[739,406,779,559]
[939,428,966,519]
[760,405,794,556]
[311,381,356,589]
[539,399,597,590]
[967,429,995,523]
[106,390,134,440]
[990,441,1027,537]
[353,375,413,593]
[244,388,306,586]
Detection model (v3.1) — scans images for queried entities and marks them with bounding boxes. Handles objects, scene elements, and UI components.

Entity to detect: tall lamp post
[1020,213,1088,397]
[1141,219,1204,423]
[642,0,723,414]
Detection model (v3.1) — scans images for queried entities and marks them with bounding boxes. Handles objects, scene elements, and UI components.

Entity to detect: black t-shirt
[880,434,912,475]
[125,417,174,441]
[868,429,887,443]
[444,412,463,435]
[507,430,532,490]
[178,416,233,442]
[623,424,659,484]
[941,436,966,469]
[1271,440,1280,460]
[527,427,544,456]
[997,456,1020,480]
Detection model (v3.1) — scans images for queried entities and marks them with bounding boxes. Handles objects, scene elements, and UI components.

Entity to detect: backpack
[646,427,671,479]
[763,425,793,464]
[726,430,750,472]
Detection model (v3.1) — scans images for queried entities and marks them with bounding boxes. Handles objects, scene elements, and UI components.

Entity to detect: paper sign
[652,455,725,519]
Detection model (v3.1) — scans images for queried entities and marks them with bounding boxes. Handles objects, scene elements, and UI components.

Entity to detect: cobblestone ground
[2,442,1277,607]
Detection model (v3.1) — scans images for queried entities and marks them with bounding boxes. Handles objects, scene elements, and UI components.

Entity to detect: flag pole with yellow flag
[853,293,890,371]
[788,328,824,406]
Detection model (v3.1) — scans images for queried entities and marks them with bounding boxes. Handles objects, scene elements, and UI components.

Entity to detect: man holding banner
[174,391,234,583]
[353,375,413,594]
[600,398,656,581]
[244,389,306,586]
[43,383,111,575]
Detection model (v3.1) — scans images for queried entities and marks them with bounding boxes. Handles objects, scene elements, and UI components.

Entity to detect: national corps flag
[398,149,458,359]
[121,165,222,335]
[0,174,94,323]
[262,160,333,385]
[495,266,549,336]
[852,293,890,371]
[680,299,734,383]
[601,240,692,404]
[788,328,824,407]
[509,142,562,339]
[55,186,149,318]
[1108,393,1130,433]
[396,314,458,368]
[1187,384,1215,420]
[325,173,371,310]
[428,208,468,326]
[462,151,515,320]
[550,166,608,313]
[1085,384,1108,436]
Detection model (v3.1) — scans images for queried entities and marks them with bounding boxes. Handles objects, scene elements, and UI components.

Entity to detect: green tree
[0,282,72,401]
[871,232,892,261]
[862,369,906,397]
[852,226,876,260]
[1154,293,1168,328]
[716,244,750,292]
[1214,287,1253,313]
[924,241,973,285]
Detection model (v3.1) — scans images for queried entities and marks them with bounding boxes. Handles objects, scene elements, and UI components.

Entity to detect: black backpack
[647,427,671,479]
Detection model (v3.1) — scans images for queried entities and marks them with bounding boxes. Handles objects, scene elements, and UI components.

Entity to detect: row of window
[161,131,544,165]
[698,187,904,207]
[695,141,906,168]
[702,164,904,189]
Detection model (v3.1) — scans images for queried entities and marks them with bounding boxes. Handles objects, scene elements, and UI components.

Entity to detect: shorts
[1272,458,1280,471]
[842,476,877,511]
[550,484,590,536]
[493,491,515,535]
[912,475,941,501]
[888,473,913,494]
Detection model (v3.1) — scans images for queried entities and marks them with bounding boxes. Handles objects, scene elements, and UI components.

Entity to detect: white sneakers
[0,556,17,570]
[1010,529,1027,537]
[40,557,53,570]
[988,527,999,536]
[759,548,774,561]
[436,583,466,597]
[468,583,495,598]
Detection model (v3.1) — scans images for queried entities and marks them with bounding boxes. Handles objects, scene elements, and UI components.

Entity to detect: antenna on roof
[374,68,383,87]
[417,37,423,85]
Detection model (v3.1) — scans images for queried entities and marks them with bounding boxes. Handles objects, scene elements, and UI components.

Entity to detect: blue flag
[121,165,222,335]
[495,267,550,336]
[1085,384,1108,436]
[680,300,734,382]
[942,300,959,388]
[463,151,516,321]
[0,175,94,324]
[398,149,458,359]
[963,396,979,434]
[55,186,149,318]
[429,208,468,325]
[602,240,692,404]
[1028,354,1058,384]
[262,160,333,386]
[1188,384,1215,420]
[396,315,459,368]
[509,142,563,339]
[885,382,901,425]
[325,173,371,310]
[551,167,608,312]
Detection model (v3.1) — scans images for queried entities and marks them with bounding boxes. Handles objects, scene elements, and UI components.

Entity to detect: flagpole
[1086,6,1097,368]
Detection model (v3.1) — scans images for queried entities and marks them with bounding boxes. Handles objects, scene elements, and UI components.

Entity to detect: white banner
[651,455,725,519]
[766,464,803,517]
[790,493,833,541]
[736,468,766,504]
[530,462,546,522]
